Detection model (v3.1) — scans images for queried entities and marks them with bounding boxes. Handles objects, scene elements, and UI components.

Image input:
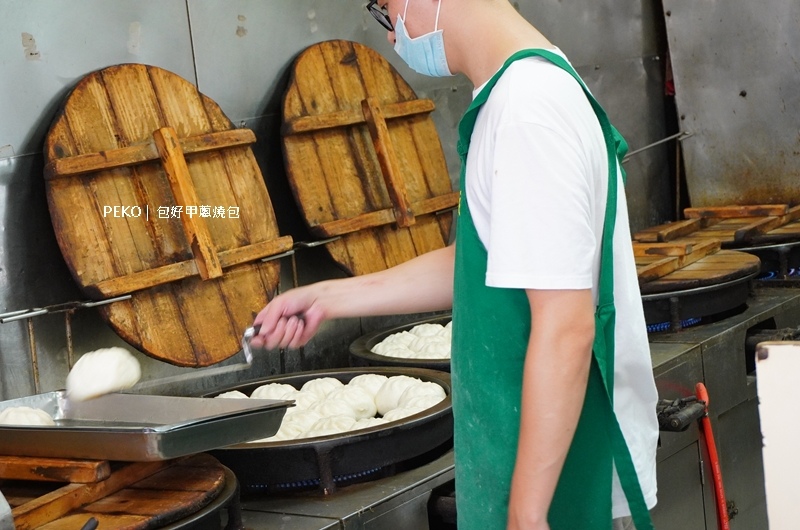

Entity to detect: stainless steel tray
[0,391,291,461]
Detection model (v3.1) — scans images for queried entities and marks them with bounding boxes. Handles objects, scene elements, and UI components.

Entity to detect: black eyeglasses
[366,0,393,31]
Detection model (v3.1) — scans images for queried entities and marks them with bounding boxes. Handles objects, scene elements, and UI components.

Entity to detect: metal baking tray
[0,391,291,461]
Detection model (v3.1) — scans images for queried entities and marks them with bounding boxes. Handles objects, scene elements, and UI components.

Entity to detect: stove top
[238,450,454,529]
[229,289,800,530]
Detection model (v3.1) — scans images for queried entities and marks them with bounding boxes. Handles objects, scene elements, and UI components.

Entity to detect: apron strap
[457,49,653,529]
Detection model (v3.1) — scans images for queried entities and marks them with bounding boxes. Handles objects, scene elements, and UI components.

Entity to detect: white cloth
[464,51,659,518]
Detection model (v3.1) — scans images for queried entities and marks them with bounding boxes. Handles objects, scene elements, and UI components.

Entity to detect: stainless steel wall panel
[0,0,194,158]
[0,154,75,398]
[521,0,661,63]
[716,398,769,529]
[663,0,800,206]
[189,0,406,122]
[650,443,709,530]
[577,56,673,232]
[0,156,80,306]
[650,342,703,461]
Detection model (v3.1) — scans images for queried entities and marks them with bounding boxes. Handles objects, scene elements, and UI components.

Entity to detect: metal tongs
[241,324,260,364]
[131,325,260,392]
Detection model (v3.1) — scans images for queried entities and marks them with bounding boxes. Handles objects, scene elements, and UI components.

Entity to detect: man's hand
[247,245,456,351]
[250,284,328,350]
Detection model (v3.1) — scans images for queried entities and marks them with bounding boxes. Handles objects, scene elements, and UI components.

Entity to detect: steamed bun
[303,415,357,438]
[381,331,416,347]
[214,390,249,399]
[326,386,378,420]
[250,421,306,443]
[282,389,321,410]
[283,409,323,431]
[409,323,445,337]
[347,373,388,398]
[370,321,453,359]
[313,399,359,420]
[0,406,55,426]
[301,377,344,399]
[398,381,446,408]
[372,343,416,358]
[403,394,446,410]
[66,347,141,402]
[250,383,296,400]
[375,375,422,415]
[353,416,389,431]
[382,405,426,422]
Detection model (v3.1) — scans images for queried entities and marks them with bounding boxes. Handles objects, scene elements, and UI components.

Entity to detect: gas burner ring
[641,272,756,331]
[647,317,703,333]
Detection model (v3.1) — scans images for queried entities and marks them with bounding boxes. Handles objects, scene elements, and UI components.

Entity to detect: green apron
[451,49,654,530]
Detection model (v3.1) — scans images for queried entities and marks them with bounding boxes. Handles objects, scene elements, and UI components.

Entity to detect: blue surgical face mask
[393,0,453,77]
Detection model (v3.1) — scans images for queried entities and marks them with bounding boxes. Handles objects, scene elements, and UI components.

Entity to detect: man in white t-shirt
[250,1,658,528]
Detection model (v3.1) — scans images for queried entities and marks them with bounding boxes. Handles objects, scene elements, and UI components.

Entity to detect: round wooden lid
[637,246,760,295]
[44,64,292,367]
[9,454,229,529]
[282,40,456,276]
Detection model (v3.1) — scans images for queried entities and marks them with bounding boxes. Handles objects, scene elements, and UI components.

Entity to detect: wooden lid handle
[153,127,223,280]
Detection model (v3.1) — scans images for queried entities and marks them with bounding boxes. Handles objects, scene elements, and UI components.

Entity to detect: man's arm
[507,288,595,530]
[251,244,456,350]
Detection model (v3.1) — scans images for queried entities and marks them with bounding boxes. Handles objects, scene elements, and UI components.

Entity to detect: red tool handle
[696,382,730,530]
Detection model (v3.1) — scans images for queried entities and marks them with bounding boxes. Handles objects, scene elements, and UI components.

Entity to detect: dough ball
[282,390,321,410]
[283,409,323,431]
[302,415,357,438]
[444,321,452,330]
[398,382,446,408]
[375,375,422,415]
[352,417,389,432]
[251,421,305,443]
[382,331,416,347]
[347,373,388,398]
[382,405,426,422]
[372,342,410,357]
[417,342,451,359]
[301,377,344,399]
[403,394,446,410]
[66,347,141,402]
[313,399,358,420]
[376,344,417,358]
[409,323,445,337]
[0,406,55,426]
[214,390,249,399]
[408,335,449,354]
[326,386,377,420]
[250,383,296,400]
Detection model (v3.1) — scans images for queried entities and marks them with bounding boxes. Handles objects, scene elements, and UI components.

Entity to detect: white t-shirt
[465,51,659,517]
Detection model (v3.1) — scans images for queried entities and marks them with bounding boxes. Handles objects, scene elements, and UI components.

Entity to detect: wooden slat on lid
[44,64,292,366]
[282,40,454,276]
[8,454,226,530]
[684,204,790,218]
[0,456,110,483]
[11,460,171,530]
[638,250,761,294]
[635,204,800,247]
[635,240,722,284]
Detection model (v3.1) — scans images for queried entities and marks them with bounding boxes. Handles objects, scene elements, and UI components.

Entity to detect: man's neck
[445,0,553,87]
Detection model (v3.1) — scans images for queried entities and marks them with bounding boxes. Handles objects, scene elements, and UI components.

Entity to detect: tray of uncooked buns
[0,392,291,461]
